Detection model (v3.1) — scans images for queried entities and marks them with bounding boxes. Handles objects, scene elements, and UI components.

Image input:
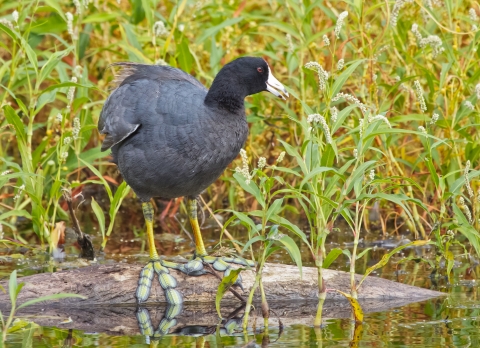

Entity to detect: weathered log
[0,262,442,305]
[0,263,444,335]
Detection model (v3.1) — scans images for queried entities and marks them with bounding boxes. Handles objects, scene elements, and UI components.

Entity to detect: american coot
[98,57,288,304]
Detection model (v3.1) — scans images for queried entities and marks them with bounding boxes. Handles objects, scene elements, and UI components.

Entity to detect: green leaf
[38,48,73,86]
[177,36,194,73]
[453,204,480,256]
[79,158,113,200]
[17,293,87,310]
[9,270,18,306]
[322,248,343,268]
[269,214,309,245]
[265,198,284,222]
[355,247,372,260]
[224,210,259,233]
[0,210,32,221]
[241,235,265,253]
[358,240,431,289]
[277,235,302,278]
[233,172,265,208]
[279,140,309,176]
[197,17,243,44]
[330,59,365,98]
[215,268,243,318]
[91,197,105,238]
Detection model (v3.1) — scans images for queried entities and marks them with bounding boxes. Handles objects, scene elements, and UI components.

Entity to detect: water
[1,212,479,347]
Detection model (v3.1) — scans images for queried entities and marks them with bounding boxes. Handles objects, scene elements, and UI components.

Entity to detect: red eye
[257,67,264,73]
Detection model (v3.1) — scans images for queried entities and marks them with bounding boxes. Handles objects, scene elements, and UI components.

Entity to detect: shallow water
[1,213,479,347]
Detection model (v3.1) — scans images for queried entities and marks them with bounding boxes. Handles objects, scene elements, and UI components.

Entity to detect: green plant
[0,270,85,343]
[221,150,305,330]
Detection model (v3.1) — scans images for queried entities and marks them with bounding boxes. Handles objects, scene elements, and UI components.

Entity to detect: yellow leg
[142,201,159,260]
[187,198,207,257]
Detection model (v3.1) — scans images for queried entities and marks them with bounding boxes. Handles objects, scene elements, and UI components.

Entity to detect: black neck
[204,69,247,113]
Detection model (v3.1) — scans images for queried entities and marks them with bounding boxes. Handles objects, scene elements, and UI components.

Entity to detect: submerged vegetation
[0,0,480,334]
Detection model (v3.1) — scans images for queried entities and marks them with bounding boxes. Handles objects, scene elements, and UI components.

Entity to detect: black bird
[98,57,288,304]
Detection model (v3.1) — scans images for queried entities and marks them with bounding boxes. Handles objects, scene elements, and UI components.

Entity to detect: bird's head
[221,57,289,100]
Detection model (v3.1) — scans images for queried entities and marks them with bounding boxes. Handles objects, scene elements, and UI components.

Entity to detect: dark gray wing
[98,63,207,152]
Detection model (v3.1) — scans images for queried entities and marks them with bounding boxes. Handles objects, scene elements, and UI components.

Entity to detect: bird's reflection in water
[136,304,246,345]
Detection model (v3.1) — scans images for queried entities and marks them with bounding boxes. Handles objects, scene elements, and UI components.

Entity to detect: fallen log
[0,262,442,305]
[0,262,444,335]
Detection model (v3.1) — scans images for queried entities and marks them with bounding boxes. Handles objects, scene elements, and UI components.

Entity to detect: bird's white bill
[266,66,289,100]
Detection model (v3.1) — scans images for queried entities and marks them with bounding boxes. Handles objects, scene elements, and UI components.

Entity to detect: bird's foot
[135,259,183,305]
[176,255,255,291]
[136,304,183,343]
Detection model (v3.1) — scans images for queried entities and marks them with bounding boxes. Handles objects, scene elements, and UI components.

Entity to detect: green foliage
[215,268,243,319]
[0,0,479,329]
[0,270,85,343]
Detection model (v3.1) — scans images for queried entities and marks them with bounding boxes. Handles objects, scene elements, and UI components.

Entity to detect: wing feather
[98,63,206,152]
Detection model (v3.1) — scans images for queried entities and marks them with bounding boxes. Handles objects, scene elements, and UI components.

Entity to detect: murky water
[1,212,479,347]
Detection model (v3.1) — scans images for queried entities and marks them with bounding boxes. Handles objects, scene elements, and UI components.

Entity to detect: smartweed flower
[369,169,375,182]
[155,58,168,66]
[307,114,332,144]
[13,184,25,201]
[369,115,391,128]
[235,149,252,184]
[411,24,423,42]
[1,170,12,176]
[391,0,414,27]
[64,137,72,145]
[337,59,344,71]
[73,0,82,14]
[419,35,444,57]
[153,21,168,37]
[464,160,474,198]
[323,34,330,46]
[353,149,358,159]
[74,65,83,78]
[335,11,348,38]
[464,100,475,111]
[331,92,368,115]
[430,112,439,125]
[276,151,286,163]
[330,106,338,123]
[459,197,473,223]
[418,126,427,134]
[67,77,77,108]
[12,10,18,23]
[72,117,81,139]
[257,157,266,169]
[413,80,427,112]
[56,113,63,122]
[66,12,77,40]
[476,83,480,99]
[470,8,478,22]
[286,34,294,53]
[359,118,364,138]
[60,152,69,162]
[0,19,14,30]
[304,62,329,92]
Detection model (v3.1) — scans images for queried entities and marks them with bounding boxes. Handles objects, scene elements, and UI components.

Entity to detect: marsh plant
[0,0,479,330]
[224,149,305,329]
[0,270,84,343]
[228,0,480,326]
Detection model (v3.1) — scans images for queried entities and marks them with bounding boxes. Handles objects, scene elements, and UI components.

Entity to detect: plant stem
[314,265,326,327]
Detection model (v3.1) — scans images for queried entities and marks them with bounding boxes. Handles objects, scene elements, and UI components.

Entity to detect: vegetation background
[0,0,480,311]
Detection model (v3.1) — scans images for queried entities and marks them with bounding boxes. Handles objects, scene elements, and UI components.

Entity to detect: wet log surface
[0,263,445,335]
